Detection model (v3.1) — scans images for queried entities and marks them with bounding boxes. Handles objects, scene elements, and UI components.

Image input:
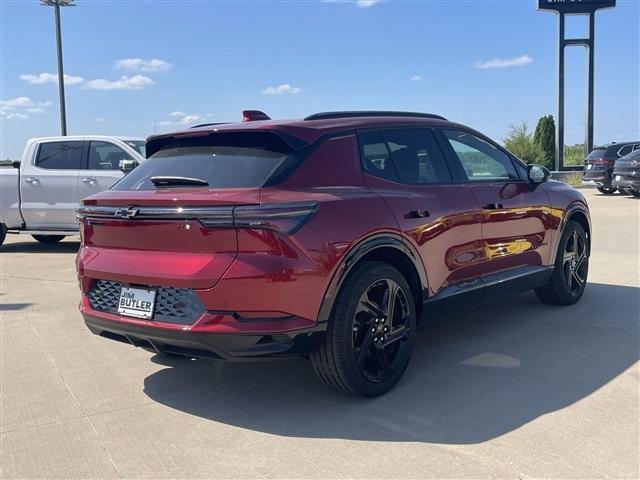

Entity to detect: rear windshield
[586,148,606,160]
[113,132,294,190]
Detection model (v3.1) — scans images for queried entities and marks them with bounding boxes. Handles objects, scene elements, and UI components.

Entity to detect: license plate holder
[118,286,156,319]
[615,175,622,181]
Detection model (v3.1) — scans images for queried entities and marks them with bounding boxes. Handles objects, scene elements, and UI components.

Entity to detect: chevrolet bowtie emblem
[114,207,139,219]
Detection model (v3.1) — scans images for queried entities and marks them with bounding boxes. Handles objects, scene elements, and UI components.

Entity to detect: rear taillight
[77,202,318,235]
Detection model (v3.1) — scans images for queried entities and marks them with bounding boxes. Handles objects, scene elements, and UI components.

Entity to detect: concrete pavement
[1,189,638,479]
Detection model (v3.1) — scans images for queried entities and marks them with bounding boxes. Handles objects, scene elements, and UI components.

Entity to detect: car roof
[148,113,456,146]
[595,141,640,149]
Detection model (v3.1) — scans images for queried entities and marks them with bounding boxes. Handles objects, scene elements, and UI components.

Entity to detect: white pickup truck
[0,136,145,246]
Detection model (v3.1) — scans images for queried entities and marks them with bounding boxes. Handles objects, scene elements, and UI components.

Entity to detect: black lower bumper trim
[83,314,325,360]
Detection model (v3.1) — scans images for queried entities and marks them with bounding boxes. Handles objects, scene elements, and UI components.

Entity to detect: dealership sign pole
[538,0,616,170]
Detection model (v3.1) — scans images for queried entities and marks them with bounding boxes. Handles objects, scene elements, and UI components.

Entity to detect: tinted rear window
[113,132,294,190]
[35,141,83,170]
[586,148,606,160]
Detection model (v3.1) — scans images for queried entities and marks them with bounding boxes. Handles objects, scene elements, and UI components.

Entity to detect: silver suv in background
[0,136,145,246]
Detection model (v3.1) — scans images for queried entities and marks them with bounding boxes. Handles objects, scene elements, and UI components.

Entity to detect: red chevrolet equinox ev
[76,111,591,397]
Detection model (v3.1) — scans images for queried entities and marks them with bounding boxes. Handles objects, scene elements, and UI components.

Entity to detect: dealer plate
[118,287,156,319]
[586,164,593,169]
[615,175,622,181]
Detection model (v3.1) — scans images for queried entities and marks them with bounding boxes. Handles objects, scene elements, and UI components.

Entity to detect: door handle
[483,203,504,210]
[406,209,430,219]
[81,177,97,184]
[24,177,39,185]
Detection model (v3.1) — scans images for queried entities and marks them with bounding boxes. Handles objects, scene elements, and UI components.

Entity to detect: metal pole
[586,12,595,157]
[556,12,565,171]
[53,0,67,136]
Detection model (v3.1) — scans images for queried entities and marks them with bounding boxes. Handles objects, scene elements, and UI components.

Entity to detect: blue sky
[1,0,638,160]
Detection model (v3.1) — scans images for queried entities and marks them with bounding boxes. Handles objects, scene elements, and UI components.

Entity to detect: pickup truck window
[35,141,83,170]
[88,141,133,170]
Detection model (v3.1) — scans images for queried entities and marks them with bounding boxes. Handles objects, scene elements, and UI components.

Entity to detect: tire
[535,220,589,305]
[618,188,631,195]
[631,190,640,198]
[311,261,416,397]
[597,187,616,195]
[0,224,6,246]
[32,235,65,244]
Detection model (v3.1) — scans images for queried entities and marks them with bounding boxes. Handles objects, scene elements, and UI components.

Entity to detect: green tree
[504,121,542,165]
[533,115,556,170]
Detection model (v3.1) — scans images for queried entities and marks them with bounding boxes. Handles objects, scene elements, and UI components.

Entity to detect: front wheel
[311,261,416,397]
[32,235,65,244]
[535,220,589,305]
[597,187,616,195]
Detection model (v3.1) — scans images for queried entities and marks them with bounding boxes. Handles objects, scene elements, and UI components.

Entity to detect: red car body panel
[77,114,590,360]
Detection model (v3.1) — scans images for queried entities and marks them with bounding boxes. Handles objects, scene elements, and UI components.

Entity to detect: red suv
[77,111,591,397]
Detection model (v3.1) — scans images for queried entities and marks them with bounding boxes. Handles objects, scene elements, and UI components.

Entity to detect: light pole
[40,0,75,136]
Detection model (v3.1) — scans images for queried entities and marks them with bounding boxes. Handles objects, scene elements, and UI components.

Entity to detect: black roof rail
[303,111,447,121]
[189,122,230,129]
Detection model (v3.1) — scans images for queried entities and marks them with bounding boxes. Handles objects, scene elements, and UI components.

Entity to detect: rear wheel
[618,188,631,195]
[32,235,65,244]
[597,187,616,195]
[0,224,6,246]
[535,220,588,305]
[311,261,416,397]
[631,190,640,198]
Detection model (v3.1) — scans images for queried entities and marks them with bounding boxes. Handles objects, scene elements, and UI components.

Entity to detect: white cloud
[473,54,534,70]
[94,117,105,123]
[20,73,85,85]
[0,96,33,108]
[261,84,303,95]
[82,74,155,90]
[356,0,381,7]
[0,96,52,120]
[156,112,206,127]
[410,75,423,82]
[115,58,172,73]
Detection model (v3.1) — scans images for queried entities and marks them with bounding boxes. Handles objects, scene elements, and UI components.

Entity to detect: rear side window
[88,141,133,170]
[617,145,633,157]
[360,128,452,184]
[114,132,295,190]
[35,141,83,170]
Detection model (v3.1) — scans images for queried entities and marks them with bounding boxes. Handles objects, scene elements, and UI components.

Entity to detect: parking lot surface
[1,189,638,479]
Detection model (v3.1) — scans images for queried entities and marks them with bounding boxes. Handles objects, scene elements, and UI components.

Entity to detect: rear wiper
[150,176,209,187]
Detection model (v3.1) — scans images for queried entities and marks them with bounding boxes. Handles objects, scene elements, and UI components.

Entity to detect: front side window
[443,130,518,182]
[113,132,294,190]
[35,141,83,170]
[88,142,133,170]
[618,145,633,157]
[360,128,452,184]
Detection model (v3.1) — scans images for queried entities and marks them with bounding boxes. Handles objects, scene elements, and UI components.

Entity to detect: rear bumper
[83,311,325,360]
[611,175,640,190]
[581,174,611,187]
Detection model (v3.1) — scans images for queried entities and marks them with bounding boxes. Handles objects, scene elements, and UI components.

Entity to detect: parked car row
[582,140,640,196]
[0,136,145,245]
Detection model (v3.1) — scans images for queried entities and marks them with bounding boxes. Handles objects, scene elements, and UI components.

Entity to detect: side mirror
[119,159,136,174]
[528,164,550,184]
[12,161,21,169]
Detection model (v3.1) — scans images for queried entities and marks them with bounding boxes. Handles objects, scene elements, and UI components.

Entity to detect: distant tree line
[503,115,585,170]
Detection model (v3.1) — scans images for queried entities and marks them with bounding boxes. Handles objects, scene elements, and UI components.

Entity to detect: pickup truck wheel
[597,187,616,195]
[0,224,6,246]
[535,220,588,306]
[32,235,65,244]
[311,261,416,397]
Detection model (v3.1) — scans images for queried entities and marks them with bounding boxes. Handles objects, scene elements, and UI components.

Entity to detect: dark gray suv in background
[582,141,640,194]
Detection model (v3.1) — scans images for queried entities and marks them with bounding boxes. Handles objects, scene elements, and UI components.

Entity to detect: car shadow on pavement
[143,282,639,445]
[0,240,80,253]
